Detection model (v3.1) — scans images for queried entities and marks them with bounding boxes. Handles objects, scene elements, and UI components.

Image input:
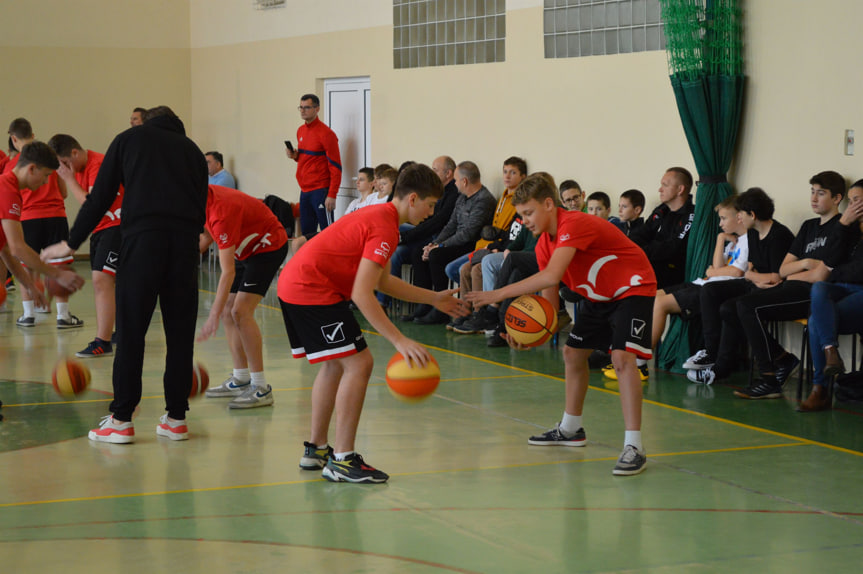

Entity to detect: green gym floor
[2,262,863,573]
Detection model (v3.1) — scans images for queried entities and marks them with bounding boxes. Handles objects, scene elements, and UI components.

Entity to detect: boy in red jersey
[49,134,124,357]
[278,164,468,483]
[6,119,81,328]
[467,174,657,476]
[198,185,289,409]
[0,142,83,301]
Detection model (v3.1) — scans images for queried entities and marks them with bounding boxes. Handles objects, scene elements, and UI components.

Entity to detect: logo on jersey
[559,233,571,242]
[9,203,20,216]
[374,241,391,258]
[219,233,229,245]
[321,322,345,345]
[631,318,646,339]
[575,254,644,302]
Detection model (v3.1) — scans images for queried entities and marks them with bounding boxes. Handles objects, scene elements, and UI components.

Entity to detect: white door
[324,77,371,220]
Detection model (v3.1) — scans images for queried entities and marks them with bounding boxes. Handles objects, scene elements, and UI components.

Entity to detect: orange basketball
[45,267,73,298]
[385,352,440,402]
[52,358,91,397]
[504,294,558,347]
[190,362,209,398]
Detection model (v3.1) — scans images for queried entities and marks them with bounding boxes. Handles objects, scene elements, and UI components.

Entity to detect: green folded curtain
[658,0,744,372]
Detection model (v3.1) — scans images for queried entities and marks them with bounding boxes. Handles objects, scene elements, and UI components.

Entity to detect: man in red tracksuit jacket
[286,93,342,235]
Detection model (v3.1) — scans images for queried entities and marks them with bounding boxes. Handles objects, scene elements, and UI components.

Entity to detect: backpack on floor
[834,371,863,403]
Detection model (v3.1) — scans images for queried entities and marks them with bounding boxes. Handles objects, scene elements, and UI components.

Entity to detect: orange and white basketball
[504,294,558,347]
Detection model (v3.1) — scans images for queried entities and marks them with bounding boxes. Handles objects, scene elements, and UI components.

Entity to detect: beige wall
[0,0,191,254]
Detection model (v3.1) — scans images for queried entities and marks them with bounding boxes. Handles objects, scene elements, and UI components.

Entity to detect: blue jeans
[481,252,507,292]
[808,281,863,387]
[445,253,471,285]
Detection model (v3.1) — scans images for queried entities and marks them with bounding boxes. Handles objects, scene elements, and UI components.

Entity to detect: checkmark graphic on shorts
[321,322,346,344]
[631,319,646,339]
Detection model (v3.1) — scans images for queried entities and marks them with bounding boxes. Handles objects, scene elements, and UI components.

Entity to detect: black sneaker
[528,424,587,446]
[774,353,800,385]
[299,441,334,470]
[446,315,467,331]
[686,367,715,385]
[682,349,714,370]
[734,379,783,399]
[613,445,647,476]
[321,453,389,483]
[487,329,507,347]
[75,338,113,358]
[454,312,497,334]
[57,315,84,329]
[16,315,35,328]
[413,308,449,325]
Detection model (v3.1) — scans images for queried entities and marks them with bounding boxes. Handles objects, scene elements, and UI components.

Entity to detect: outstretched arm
[465,246,575,308]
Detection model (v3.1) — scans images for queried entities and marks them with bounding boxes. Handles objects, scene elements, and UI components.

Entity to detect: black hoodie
[68,114,208,249]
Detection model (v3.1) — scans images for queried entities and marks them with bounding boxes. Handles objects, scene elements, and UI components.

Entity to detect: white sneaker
[228,384,274,409]
[686,368,716,385]
[205,376,251,398]
[156,414,189,441]
[88,415,135,444]
[683,349,714,370]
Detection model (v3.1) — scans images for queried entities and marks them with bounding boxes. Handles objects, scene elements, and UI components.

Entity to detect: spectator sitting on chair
[559,180,586,212]
[206,151,236,189]
[410,161,495,324]
[586,191,620,226]
[616,189,646,236]
[800,179,863,412]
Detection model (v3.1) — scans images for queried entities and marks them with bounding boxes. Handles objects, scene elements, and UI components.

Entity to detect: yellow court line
[0,442,806,509]
[359,330,863,459]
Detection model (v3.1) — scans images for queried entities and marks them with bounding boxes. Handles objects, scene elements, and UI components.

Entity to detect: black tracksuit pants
[110,230,199,421]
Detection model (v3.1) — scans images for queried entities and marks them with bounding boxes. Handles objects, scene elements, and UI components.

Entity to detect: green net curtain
[658,0,744,371]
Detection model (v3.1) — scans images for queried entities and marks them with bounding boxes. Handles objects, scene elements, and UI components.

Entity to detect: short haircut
[205,151,224,166]
[850,179,863,191]
[735,187,774,221]
[359,167,375,181]
[514,173,561,206]
[7,136,15,154]
[810,170,846,199]
[715,195,738,212]
[666,167,694,193]
[395,163,443,200]
[559,179,582,193]
[301,94,320,106]
[144,105,177,122]
[17,141,59,170]
[456,161,481,184]
[8,117,33,139]
[379,167,398,184]
[440,155,456,174]
[620,189,645,210]
[587,191,611,210]
[133,107,147,114]
[47,134,84,158]
[533,171,558,193]
[503,156,528,176]
[374,163,394,179]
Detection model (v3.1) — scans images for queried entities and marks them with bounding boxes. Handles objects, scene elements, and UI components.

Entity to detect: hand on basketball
[197,316,220,342]
[41,241,74,262]
[55,268,85,292]
[432,288,470,318]
[501,332,530,351]
[394,337,430,369]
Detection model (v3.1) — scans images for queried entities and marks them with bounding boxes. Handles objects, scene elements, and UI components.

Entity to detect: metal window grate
[543,0,665,59]
[393,0,506,69]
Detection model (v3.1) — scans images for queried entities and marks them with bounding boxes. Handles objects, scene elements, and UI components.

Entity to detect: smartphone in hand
[284,140,294,152]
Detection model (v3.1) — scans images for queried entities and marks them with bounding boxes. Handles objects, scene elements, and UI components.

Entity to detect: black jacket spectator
[629,196,695,288]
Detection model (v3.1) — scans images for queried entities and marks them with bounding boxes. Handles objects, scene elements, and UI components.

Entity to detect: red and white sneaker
[88,415,135,444]
[156,414,188,441]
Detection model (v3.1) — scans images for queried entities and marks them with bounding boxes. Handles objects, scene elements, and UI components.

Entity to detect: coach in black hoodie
[44,106,208,439]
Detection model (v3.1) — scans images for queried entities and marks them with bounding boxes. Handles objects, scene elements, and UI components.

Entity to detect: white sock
[334,451,354,461]
[624,430,643,452]
[22,300,34,318]
[636,358,648,367]
[560,412,583,435]
[56,301,70,319]
[250,371,266,387]
[233,368,251,383]
[316,442,329,450]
